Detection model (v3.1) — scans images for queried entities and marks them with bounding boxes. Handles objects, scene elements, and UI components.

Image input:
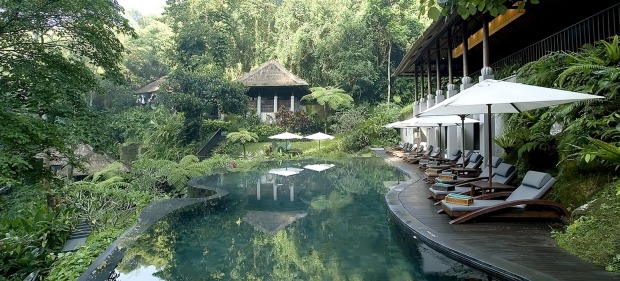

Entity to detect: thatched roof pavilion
[235,60,310,122]
[135,76,167,105]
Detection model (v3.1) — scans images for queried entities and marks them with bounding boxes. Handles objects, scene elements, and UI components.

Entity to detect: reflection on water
[114,158,486,281]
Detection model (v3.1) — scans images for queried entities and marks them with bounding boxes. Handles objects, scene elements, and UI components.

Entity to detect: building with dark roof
[235,60,310,123]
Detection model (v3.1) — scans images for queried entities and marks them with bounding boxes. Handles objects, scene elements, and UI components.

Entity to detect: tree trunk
[243,144,247,159]
[387,40,392,105]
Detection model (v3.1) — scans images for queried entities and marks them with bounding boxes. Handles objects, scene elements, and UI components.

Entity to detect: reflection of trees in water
[116,158,428,280]
[115,219,175,277]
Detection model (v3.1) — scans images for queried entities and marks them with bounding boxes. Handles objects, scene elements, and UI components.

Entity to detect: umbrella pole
[459,114,467,167]
[487,104,493,188]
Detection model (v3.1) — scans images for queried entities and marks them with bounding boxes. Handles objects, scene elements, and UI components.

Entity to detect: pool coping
[374,148,557,281]
[77,178,228,281]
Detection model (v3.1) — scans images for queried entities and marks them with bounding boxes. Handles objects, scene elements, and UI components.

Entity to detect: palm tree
[226,130,259,159]
[301,86,353,132]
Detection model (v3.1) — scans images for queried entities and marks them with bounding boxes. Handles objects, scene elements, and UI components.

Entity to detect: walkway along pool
[82,158,489,280]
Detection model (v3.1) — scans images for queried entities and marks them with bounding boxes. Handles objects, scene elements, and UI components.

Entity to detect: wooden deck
[374,149,620,281]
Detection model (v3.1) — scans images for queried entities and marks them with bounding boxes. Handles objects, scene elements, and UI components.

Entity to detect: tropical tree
[226,130,259,159]
[0,0,134,180]
[302,86,354,132]
[302,87,354,111]
[417,0,540,20]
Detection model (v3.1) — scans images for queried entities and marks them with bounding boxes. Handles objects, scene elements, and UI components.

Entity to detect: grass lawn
[245,140,325,154]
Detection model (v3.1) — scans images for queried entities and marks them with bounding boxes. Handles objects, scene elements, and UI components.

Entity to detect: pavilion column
[274,95,278,113]
[461,21,474,91]
[435,40,444,103]
[479,15,495,161]
[425,56,436,150]
[257,95,262,118]
[446,27,459,156]
[419,99,428,147]
[290,95,295,112]
[479,15,495,82]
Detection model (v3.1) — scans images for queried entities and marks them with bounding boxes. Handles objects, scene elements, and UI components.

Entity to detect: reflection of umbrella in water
[268,167,304,177]
[419,79,604,187]
[268,132,303,150]
[304,132,335,150]
[303,163,335,172]
[267,167,303,201]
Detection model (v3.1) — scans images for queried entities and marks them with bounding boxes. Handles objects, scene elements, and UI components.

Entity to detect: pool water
[114,158,487,280]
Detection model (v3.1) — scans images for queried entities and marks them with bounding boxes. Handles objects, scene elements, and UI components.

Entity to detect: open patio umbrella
[383,121,404,128]
[268,132,303,150]
[419,79,604,187]
[303,163,335,172]
[304,132,335,150]
[399,115,480,162]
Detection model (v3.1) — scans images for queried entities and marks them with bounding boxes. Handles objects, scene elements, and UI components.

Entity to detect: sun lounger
[439,170,570,224]
[429,162,516,201]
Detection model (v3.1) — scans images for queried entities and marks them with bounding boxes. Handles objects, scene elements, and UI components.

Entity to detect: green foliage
[553,183,620,272]
[120,142,141,165]
[569,117,620,195]
[0,0,135,182]
[202,120,232,134]
[159,66,248,143]
[246,124,286,142]
[60,174,151,230]
[330,107,370,134]
[302,87,354,111]
[275,107,320,134]
[339,103,400,152]
[131,155,231,196]
[227,130,259,159]
[47,228,124,281]
[121,16,173,84]
[0,186,74,280]
[141,107,188,161]
[417,0,539,20]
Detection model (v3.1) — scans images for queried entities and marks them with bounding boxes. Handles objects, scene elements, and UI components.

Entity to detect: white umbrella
[304,132,335,150]
[268,132,303,150]
[419,79,604,186]
[398,115,480,162]
[268,132,304,140]
[384,121,404,128]
[303,163,335,172]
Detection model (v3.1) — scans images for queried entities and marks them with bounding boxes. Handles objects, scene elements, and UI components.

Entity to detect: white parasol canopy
[397,115,480,161]
[384,121,404,128]
[304,132,334,150]
[303,163,335,172]
[398,115,480,127]
[268,132,303,151]
[305,132,335,140]
[268,132,304,140]
[419,79,604,186]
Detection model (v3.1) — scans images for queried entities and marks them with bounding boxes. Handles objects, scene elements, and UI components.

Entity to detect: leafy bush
[331,106,368,134]
[275,107,319,134]
[202,119,232,134]
[46,228,124,281]
[340,130,370,152]
[0,189,74,280]
[553,182,620,272]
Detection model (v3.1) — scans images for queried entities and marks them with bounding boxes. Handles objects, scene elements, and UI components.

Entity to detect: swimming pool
[113,158,487,280]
